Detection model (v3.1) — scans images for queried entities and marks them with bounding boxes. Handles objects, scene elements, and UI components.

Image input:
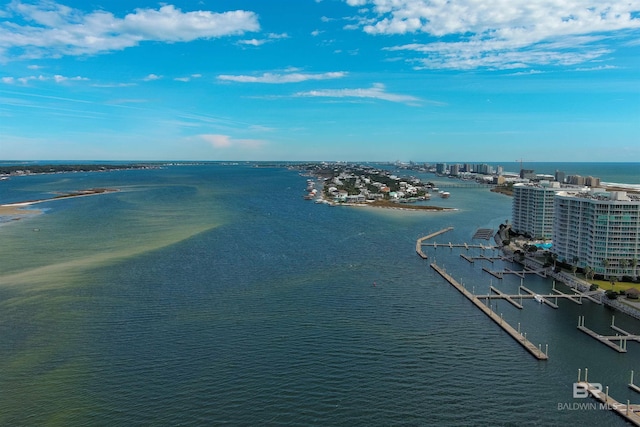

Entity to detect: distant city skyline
[1,0,639,161]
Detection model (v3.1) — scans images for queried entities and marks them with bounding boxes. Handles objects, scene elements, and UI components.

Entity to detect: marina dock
[475,286,524,309]
[461,254,498,264]
[473,284,589,310]
[415,227,454,259]
[429,242,496,250]
[577,379,640,426]
[577,316,633,352]
[610,315,640,343]
[430,262,548,360]
[481,266,548,279]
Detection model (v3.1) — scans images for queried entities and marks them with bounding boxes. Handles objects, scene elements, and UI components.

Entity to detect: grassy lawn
[589,278,640,292]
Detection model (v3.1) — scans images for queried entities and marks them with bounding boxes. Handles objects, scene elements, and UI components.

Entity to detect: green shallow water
[0,170,229,425]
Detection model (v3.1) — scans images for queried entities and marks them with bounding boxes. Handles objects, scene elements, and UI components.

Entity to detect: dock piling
[429,262,547,360]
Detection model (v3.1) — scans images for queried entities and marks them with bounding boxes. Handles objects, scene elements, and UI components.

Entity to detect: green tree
[602,258,610,276]
[571,256,580,276]
[620,259,629,277]
[584,265,594,281]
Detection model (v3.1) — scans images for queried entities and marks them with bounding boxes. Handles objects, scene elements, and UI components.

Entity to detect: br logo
[573,383,602,398]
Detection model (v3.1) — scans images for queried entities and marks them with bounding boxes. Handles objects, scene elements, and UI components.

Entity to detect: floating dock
[475,286,524,309]
[577,316,629,352]
[429,242,496,250]
[611,315,640,343]
[461,254,497,264]
[482,266,548,279]
[415,227,454,259]
[577,380,640,426]
[430,262,548,360]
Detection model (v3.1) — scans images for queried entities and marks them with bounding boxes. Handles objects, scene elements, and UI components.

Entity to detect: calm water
[1,163,639,426]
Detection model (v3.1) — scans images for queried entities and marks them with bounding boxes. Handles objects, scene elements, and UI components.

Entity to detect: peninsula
[294,162,455,211]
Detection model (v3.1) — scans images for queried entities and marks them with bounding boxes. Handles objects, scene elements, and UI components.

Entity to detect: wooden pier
[475,286,524,309]
[461,254,498,264]
[415,227,454,259]
[482,266,548,279]
[576,377,640,426]
[473,282,595,312]
[611,315,640,343]
[429,242,496,250]
[430,262,548,360]
[575,316,640,353]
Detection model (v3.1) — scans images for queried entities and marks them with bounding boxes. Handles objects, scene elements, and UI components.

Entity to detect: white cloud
[1,73,88,84]
[574,65,618,71]
[143,74,162,81]
[238,32,288,47]
[294,82,424,105]
[238,39,265,46]
[218,71,346,83]
[199,134,266,149]
[345,0,640,69]
[174,73,202,82]
[53,74,88,83]
[508,70,545,76]
[0,2,260,60]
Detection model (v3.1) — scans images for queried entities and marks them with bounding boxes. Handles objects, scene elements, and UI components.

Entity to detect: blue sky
[1,0,639,162]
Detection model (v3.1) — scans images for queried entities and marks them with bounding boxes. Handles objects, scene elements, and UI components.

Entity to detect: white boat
[534,294,544,303]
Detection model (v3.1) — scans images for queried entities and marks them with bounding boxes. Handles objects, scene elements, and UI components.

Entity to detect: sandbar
[0,188,118,219]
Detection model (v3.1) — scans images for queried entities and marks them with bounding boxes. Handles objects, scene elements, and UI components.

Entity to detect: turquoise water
[0,163,638,426]
[534,243,553,249]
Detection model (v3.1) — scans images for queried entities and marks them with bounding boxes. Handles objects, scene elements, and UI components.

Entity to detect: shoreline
[338,201,457,212]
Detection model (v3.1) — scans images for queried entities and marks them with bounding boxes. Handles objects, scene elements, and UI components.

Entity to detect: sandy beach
[0,205,41,216]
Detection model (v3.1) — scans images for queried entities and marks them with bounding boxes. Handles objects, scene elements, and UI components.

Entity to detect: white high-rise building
[512,182,560,239]
[552,190,640,278]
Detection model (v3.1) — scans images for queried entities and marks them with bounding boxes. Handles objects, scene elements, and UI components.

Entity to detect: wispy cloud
[143,74,162,81]
[238,32,288,46]
[0,2,260,60]
[345,0,640,70]
[293,83,425,105]
[574,65,618,72]
[174,74,203,82]
[1,74,89,85]
[92,82,137,88]
[507,70,546,76]
[218,71,346,83]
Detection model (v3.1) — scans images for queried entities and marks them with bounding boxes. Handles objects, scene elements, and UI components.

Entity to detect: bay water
[1,163,638,426]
